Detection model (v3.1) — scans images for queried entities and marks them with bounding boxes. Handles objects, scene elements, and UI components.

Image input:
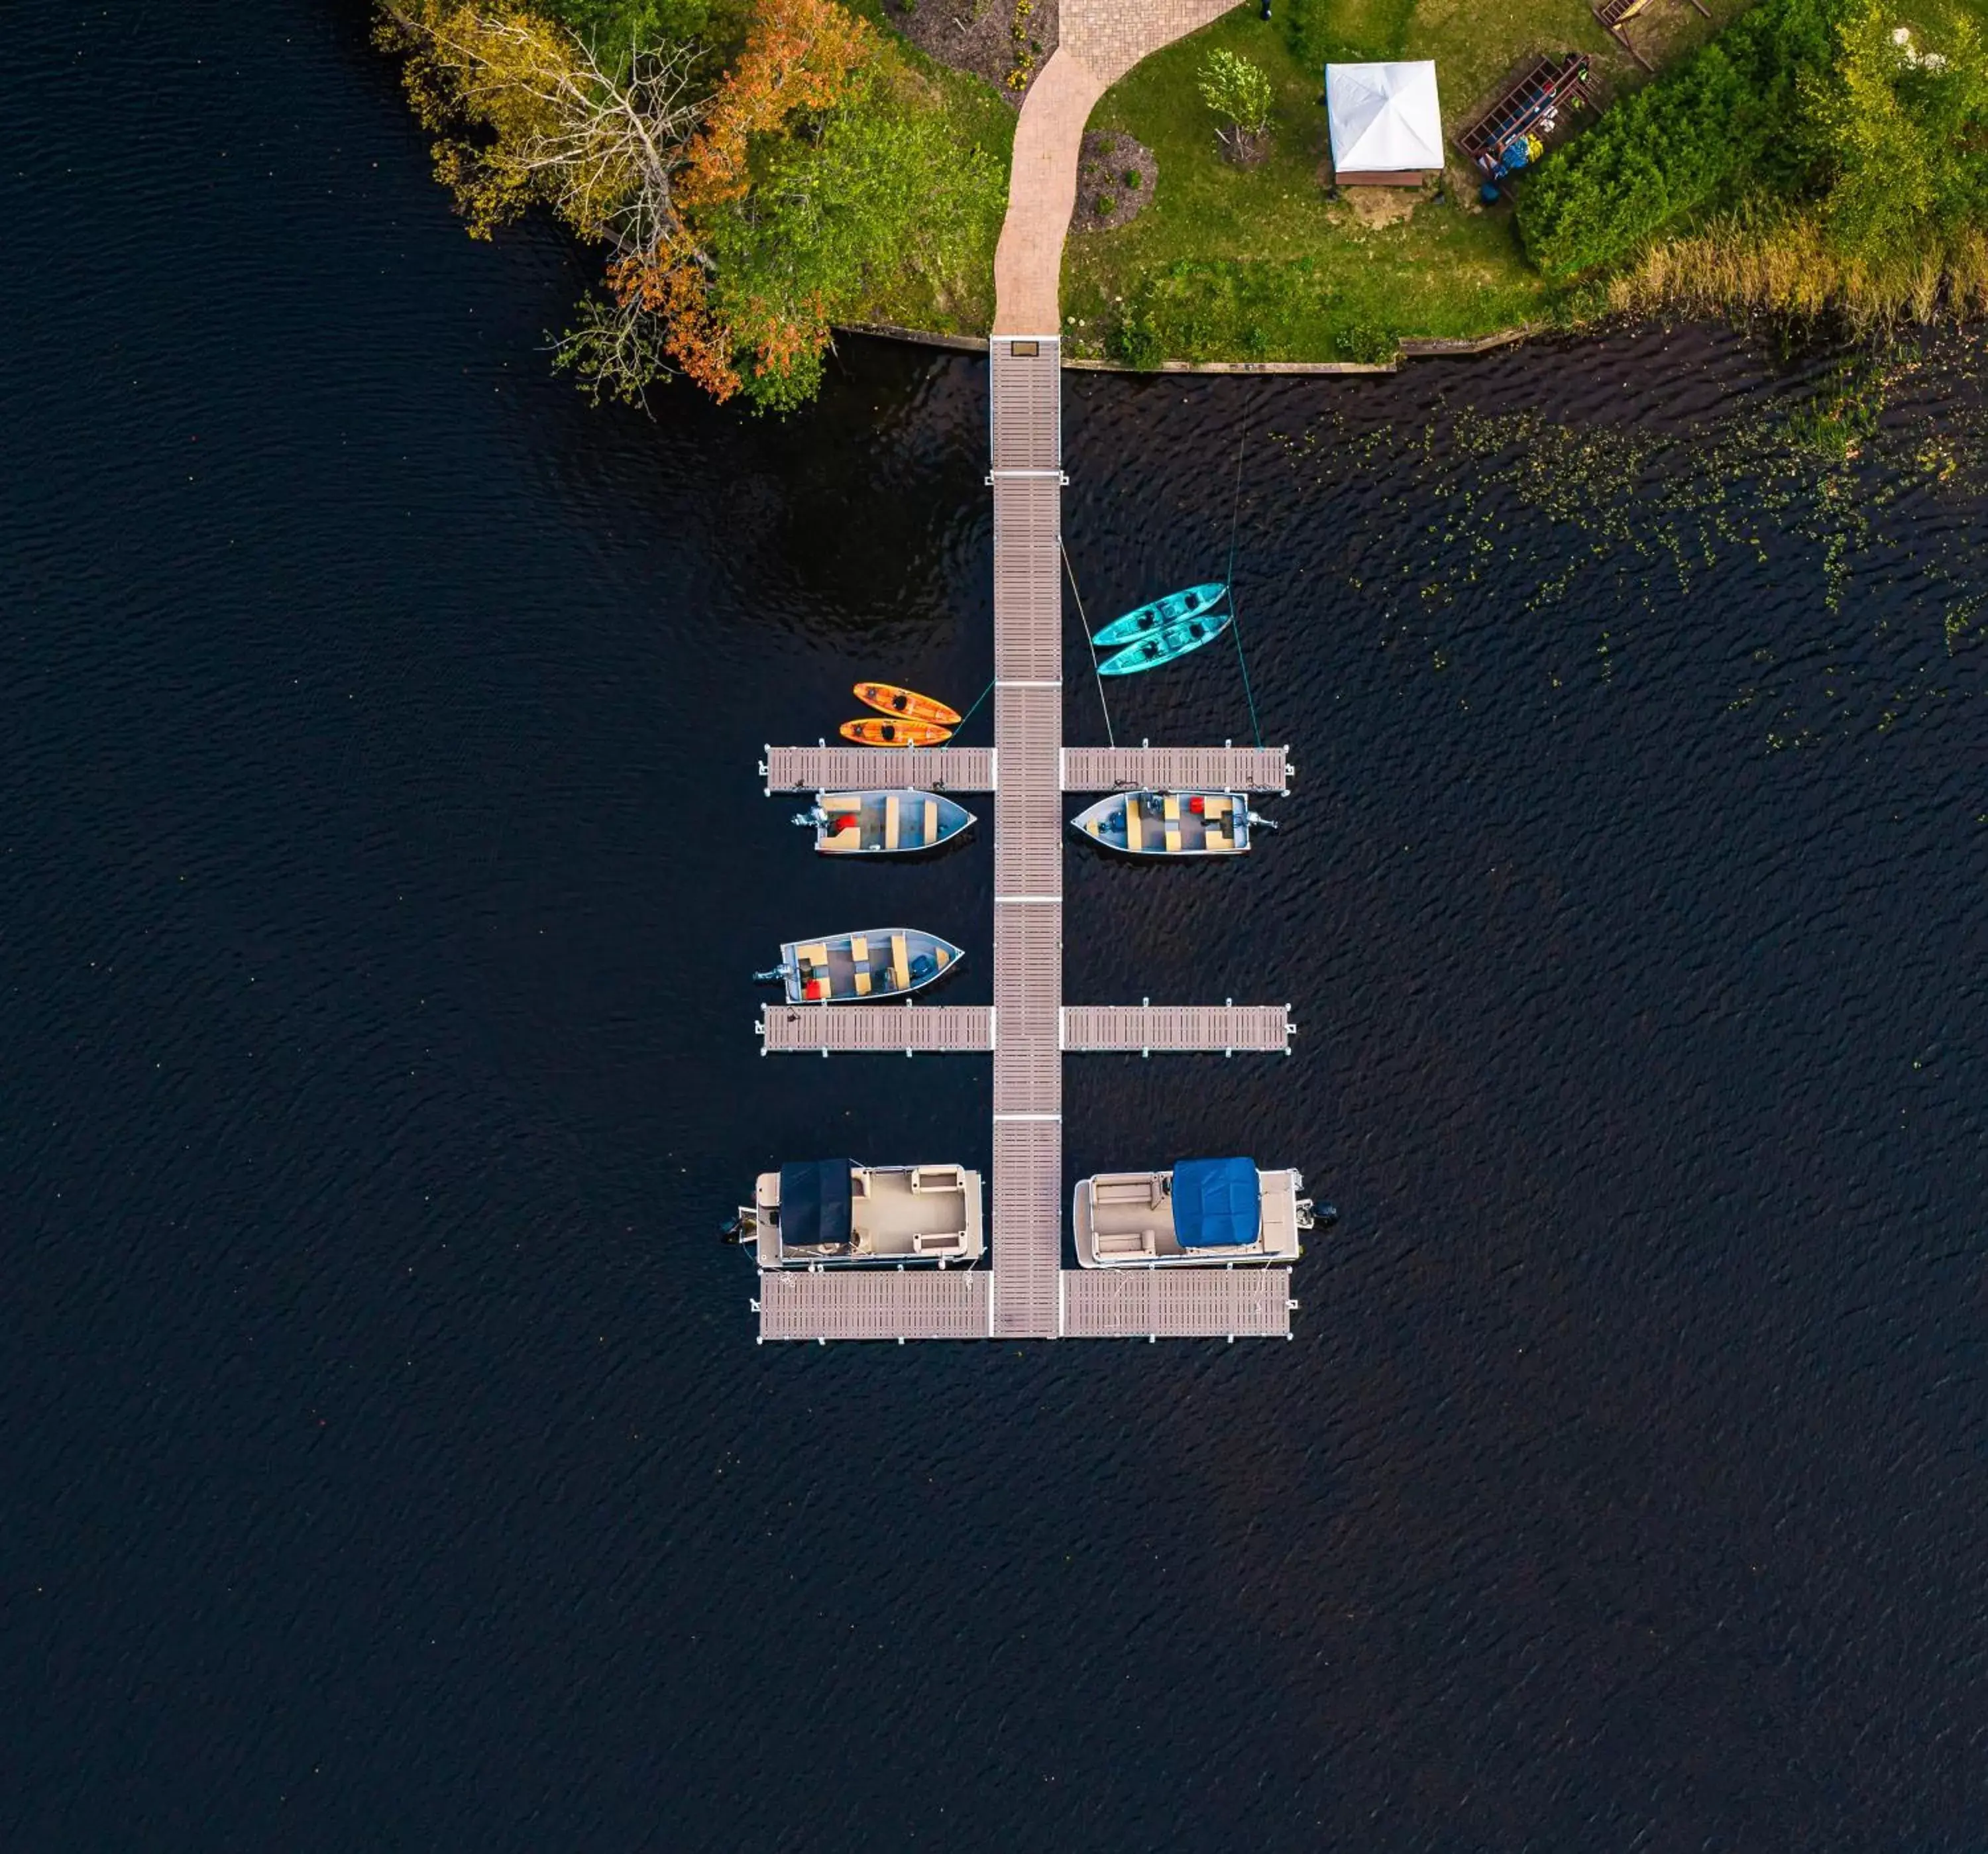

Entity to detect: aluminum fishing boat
[1070,789,1262,857]
[797,789,975,856]
[734,1159,985,1269]
[759,928,963,1003]
[1091,583,1226,647]
[1072,1158,1320,1268]
[1097,608,1233,677]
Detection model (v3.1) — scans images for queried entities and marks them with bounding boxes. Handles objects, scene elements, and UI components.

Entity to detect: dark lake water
[4,3,1985,1848]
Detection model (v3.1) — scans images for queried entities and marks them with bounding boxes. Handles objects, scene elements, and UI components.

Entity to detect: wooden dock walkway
[757,1002,1292,1056]
[753,335,1300,1343]
[757,1270,993,1342]
[1062,745,1291,792]
[988,336,1067,1340]
[759,1004,995,1054]
[754,1264,1294,1342]
[1061,1268,1296,1339]
[761,743,1291,796]
[1062,1003,1294,1054]
[763,745,995,794]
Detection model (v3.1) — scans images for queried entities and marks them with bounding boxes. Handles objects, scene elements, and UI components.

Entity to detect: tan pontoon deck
[751,1164,985,1269]
[1074,1167,1309,1268]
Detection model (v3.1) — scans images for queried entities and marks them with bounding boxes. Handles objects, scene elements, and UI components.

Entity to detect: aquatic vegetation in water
[1262,330,1988,748]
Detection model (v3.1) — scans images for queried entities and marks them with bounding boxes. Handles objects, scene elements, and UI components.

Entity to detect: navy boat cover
[779,1160,853,1250]
[1172,1157,1261,1249]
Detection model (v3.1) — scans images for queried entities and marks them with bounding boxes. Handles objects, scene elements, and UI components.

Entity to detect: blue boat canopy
[779,1159,853,1249]
[1172,1158,1261,1249]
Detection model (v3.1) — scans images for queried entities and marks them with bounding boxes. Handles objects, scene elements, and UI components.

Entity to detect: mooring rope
[1223,425,1265,751]
[1062,537,1116,749]
[953,677,995,733]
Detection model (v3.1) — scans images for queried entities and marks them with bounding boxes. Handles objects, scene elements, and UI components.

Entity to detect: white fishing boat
[757,928,964,1003]
[1070,789,1266,857]
[1072,1158,1320,1268]
[796,789,975,856]
[732,1160,985,1269]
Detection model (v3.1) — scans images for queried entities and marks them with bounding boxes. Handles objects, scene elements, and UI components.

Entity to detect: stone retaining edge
[836,321,1545,372]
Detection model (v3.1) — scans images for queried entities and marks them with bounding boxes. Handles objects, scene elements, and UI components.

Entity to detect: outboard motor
[720,1213,749,1246]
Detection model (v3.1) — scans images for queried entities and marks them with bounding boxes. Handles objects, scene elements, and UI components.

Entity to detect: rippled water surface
[4,3,1985,1849]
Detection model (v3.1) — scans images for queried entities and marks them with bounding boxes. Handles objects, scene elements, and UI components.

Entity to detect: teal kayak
[1097,608,1233,677]
[1091,582,1226,648]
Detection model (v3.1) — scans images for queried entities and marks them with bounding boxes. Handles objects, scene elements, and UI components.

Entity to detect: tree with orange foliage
[679,0,876,207]
[380,0,1003,410]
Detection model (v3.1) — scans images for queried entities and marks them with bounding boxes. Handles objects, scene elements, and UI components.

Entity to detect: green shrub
[1516,0,1850,280]
[1111,308,1165,368]
[1333,321,1396,362]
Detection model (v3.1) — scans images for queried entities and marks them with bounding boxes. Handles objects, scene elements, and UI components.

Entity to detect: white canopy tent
[1325,61,1445,180]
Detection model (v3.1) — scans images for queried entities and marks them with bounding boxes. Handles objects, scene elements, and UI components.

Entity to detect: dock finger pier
[752,338,1301,1344]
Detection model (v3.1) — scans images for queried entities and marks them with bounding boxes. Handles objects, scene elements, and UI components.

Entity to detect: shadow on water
[1,1,1985,1849]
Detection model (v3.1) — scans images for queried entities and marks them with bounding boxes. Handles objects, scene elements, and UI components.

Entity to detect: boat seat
[1125,801,1143,852]
[1163,794,1181,822]
[1203,794,1233,816]
[891,934,911,990]
[854,971,872,995]
[923,799,938,845]
[911,1166,964,1195]
[1098,1228,1158,1258]
[821,794,863,849]
[795,943,832,997]
[884,795,901,851]
[1093,1176,1163,1208]
[912,1230,967,1254]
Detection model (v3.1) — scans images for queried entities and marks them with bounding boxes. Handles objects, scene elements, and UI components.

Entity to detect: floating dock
[762,743,1291,795]
[755,338,1299,1342]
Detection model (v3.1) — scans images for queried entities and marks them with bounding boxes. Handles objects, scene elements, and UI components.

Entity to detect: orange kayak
[854,682,963,728]
[840,717,954,748]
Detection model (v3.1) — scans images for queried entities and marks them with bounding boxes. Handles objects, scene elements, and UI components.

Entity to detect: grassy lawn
[1064,0,1751,362]
[845,0,1019,336]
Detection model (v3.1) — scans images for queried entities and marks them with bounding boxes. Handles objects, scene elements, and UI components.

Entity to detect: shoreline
[838,317,1543,374]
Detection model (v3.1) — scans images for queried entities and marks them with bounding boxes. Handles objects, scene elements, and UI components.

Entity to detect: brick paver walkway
[993,0,1235,333]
